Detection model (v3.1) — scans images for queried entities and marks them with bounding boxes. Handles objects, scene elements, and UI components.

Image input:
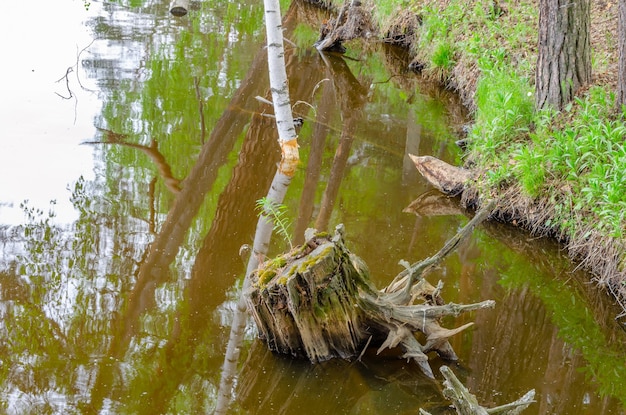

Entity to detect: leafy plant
[255,197,293,249]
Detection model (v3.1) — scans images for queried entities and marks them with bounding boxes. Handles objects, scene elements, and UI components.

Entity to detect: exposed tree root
[246,201,495,378]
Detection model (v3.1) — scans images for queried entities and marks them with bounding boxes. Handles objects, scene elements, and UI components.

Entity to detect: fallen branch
[421,366,535,415]
[385,198,496,303]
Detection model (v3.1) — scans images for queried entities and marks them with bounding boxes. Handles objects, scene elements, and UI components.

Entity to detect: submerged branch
[436,366,535,415]
[385,199,497,303]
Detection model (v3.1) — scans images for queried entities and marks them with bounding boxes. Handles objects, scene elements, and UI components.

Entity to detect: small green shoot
[256,197,293,249]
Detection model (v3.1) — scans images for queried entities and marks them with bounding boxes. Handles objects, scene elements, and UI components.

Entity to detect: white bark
[214,171,294,414]
[263,0,299,166]
[215,3,299,411]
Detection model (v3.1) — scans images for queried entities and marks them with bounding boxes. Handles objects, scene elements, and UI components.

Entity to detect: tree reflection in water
[0,0,624,413]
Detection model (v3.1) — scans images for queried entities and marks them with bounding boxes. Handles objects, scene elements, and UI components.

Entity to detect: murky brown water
[0,0,625,414]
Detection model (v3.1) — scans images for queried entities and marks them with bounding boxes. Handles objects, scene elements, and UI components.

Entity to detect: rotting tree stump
[246,223,495,378]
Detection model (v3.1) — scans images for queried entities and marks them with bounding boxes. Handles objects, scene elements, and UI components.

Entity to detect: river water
[0,0,624,413]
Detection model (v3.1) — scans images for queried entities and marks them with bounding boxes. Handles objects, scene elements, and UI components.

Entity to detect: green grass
[430,41,455,75]
[511,88,626,239]
[386,0,625,243]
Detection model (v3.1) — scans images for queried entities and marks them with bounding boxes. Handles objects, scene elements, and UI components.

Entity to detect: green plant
[515,143,546,197]
[255,197,293,249]
[431,41,455,72]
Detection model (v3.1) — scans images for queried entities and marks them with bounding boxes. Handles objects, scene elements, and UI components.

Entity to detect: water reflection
[0,0,624,414]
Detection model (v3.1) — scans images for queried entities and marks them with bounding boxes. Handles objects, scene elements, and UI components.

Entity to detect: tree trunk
[264,0,300,169]
[535,0,591,111]
[246,214,496,379]
[216,2,300,411]
[617,0,626,110]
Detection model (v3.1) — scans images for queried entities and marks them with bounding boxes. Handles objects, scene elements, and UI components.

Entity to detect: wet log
[170,0,189,16]
[246,220,495,378]
[409,154,474,197]
[420,366,535,415]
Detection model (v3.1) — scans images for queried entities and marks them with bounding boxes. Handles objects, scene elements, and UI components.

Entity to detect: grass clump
[430,41,456,78]
[472,65,535,153]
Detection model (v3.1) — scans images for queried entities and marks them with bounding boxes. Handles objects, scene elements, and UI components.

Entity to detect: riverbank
[306,0,626,316]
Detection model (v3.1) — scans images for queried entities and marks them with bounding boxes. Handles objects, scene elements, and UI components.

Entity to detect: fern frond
[255,197,293,249]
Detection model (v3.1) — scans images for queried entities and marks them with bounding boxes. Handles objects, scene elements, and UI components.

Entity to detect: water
[0,0,624,413]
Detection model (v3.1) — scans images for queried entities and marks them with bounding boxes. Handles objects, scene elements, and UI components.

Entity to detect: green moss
[267,255,288,269]
[258,270,276,287]
[313,304,326,319]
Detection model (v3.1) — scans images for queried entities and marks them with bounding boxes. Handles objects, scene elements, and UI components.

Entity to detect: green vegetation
[256,197,294,249]
[513,88,626,238]
[368,0,625,299]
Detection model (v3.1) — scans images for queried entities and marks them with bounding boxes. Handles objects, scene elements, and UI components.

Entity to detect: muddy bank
[302,0,626,316]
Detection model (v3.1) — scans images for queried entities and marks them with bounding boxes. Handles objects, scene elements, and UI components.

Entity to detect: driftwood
[246,200,495,378]
[408,154,474,197]
[420,366,535,415]
[315,0,374,52]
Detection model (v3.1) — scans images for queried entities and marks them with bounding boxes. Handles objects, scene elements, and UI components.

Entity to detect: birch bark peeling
[264,0,300,167]
[280,139,300,176]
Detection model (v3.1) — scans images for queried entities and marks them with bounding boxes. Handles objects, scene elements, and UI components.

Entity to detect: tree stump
[246,224,495,378]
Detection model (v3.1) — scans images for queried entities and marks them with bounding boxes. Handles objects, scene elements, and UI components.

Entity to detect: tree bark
[247,205,496,379]
[618,0,626,110]
[535,0,591,111]
[264,0,300,169]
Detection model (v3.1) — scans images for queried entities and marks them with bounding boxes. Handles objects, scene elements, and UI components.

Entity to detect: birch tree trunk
[215,170,293,414]
[215,1,300,412]
[264,0,299,171]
